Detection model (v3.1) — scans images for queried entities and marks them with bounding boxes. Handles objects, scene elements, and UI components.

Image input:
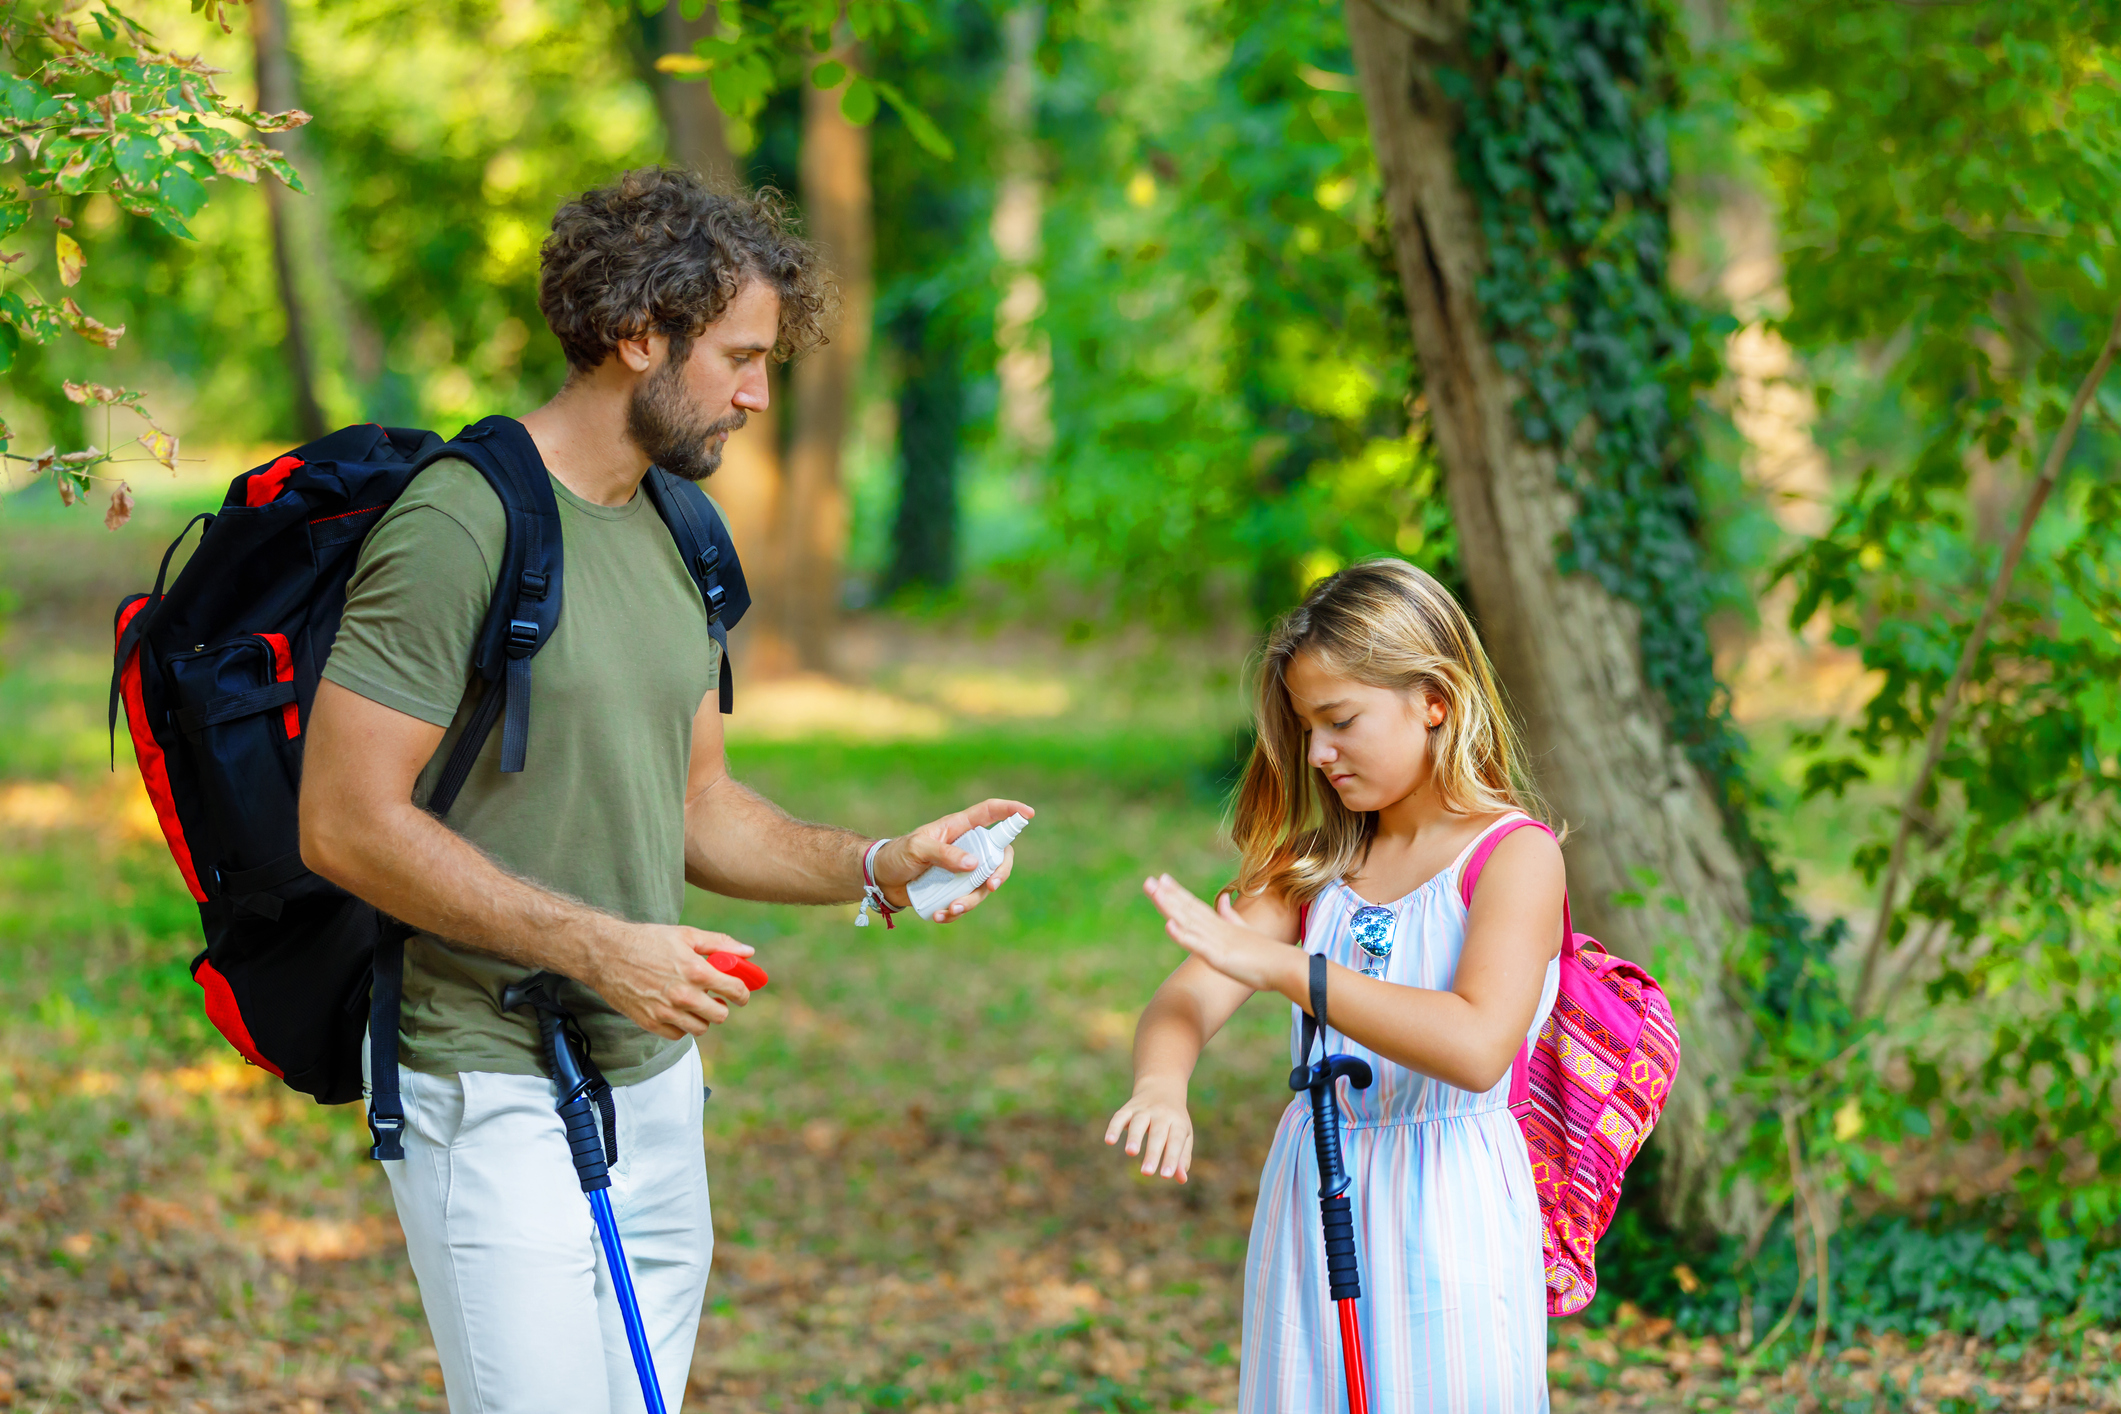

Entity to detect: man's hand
[1143,874,1303,994]
[581,923,758,1040]
[871,798,1036,922]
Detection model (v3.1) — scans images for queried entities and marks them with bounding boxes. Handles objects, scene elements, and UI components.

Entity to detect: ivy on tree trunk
[1345,0,1839,1237]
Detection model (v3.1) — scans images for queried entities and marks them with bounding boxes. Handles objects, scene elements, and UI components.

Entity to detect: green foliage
[1594,1202,2121,1355]
[0,0,295,507]
[1754,0,2121,1231]
[649,0,951,156]
[1032,0,1449,620]
[866,1,1002,594]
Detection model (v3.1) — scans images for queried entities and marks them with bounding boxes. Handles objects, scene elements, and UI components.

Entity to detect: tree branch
[1853,302,2121,1016]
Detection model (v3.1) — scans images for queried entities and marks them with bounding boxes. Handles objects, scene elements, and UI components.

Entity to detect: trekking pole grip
[502,973,610,1194]
[543,1013,611,1195]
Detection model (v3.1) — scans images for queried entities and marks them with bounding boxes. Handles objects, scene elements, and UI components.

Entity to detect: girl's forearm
[1271,953,1529,1092]
[1129,989,1211,1096]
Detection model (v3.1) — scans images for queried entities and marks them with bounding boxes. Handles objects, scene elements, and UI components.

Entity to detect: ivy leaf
[55,232,86,287]
[840,75,879,127]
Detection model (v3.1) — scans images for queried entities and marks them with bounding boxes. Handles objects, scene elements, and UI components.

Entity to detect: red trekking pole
[1291,952,1374,1413]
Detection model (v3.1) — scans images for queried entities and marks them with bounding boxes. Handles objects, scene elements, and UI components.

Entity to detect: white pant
[365,1040,712,1413]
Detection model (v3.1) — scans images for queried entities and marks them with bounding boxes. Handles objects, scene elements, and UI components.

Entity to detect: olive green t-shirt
[322,458,718,1086]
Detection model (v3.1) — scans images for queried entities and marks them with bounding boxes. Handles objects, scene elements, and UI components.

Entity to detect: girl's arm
[1105,890,1298,1182]
[1144,828,1564,1093]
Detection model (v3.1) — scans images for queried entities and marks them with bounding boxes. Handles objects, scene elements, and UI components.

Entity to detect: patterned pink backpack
[1461,817,1681,1317]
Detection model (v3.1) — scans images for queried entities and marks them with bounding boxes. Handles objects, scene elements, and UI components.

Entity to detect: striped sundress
[1240,814,1560,1412]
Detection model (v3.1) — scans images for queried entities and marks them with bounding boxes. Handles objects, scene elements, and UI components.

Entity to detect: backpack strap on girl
[1458,814,1568,1118]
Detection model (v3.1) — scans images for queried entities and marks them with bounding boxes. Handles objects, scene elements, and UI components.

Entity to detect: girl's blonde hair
[1233,558,1545,905]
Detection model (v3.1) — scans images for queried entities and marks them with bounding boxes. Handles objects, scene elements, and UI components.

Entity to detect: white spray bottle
[904,813,1031,921]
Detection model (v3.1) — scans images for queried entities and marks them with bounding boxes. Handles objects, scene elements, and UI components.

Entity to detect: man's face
[626,279,780,482]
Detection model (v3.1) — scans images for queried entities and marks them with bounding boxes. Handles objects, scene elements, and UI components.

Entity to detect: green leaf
[0,320,16,374]
[810,59,847,90]
[0,204,25,241]
[145,205,194,241]
[874,79,955,160]
[839,75,879,128]
[159,167,208,220]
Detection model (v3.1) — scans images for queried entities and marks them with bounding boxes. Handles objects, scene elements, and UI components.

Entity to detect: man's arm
[300,679,755,1038]
[682,689,1033,919]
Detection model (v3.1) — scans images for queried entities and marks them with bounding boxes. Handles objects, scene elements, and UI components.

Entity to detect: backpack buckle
[506,619,540,656]
[519,571,549,601]
[704,582,726,624]
[696,544,720,576]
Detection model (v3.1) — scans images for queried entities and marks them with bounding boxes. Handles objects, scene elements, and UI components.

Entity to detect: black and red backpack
[110,416,747,1158]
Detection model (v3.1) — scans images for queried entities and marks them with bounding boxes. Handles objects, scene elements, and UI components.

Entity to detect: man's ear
[615,332,658,374]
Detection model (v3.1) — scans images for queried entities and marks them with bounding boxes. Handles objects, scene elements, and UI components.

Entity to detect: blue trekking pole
[503,973,667,1414]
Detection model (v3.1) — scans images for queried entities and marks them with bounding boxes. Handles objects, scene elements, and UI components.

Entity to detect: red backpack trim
[245,454,304,507]
[193,958,285,1077]
[114,597,206,903]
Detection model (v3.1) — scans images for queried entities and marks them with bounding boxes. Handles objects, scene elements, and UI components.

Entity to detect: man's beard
[626,356,747,483]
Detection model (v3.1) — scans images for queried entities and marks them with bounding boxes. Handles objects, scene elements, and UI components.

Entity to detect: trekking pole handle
[501,973,610,1194]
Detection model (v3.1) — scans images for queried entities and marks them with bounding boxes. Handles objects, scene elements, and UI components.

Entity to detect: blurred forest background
[5,0,2121,1409]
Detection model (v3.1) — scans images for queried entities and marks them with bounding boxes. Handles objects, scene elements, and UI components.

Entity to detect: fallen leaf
[55,231,85,286]
[56,446,103,464]
[57,472,76,506]
[31,445,56,474]
[104,480,134,531]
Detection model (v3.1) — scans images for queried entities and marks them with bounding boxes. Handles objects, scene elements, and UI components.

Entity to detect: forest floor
[4,487,2116,1412]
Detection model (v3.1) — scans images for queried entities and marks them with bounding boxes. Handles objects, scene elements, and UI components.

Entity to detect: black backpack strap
[641,466,750,714]
[416,416,564,786]
[369,420,558,1162]
[367,922,409,1160]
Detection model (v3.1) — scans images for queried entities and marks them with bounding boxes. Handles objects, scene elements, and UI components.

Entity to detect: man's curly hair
[538,167,832,372]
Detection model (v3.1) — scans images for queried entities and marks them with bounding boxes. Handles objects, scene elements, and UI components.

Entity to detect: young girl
[1106,559,1565,1411]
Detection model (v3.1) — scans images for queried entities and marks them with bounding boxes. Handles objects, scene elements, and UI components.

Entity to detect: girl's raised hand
[1104,1082,1193,1182]
[1143,874,1301,994]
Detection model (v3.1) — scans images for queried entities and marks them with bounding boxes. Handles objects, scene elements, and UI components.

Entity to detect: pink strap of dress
[1457,815,1569,1113]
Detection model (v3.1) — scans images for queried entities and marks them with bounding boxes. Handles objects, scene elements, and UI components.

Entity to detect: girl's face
[1284,650,1444,813]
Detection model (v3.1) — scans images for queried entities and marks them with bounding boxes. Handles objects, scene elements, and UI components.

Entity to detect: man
[300,167,1029,1413]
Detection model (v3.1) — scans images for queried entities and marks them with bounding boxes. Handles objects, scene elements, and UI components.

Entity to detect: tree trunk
[885,304,963,592]
[778,52,873,670]
[1345,0,1758,1237]
[251,0,325,443]
[652,8,795,677]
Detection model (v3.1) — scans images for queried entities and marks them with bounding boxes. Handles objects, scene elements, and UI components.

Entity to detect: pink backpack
[1461,817,1681,1317]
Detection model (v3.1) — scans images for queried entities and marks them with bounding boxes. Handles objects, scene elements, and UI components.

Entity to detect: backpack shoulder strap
[641,466,751,715]
[418,416,563,807]
[1458,814,1567,1118]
